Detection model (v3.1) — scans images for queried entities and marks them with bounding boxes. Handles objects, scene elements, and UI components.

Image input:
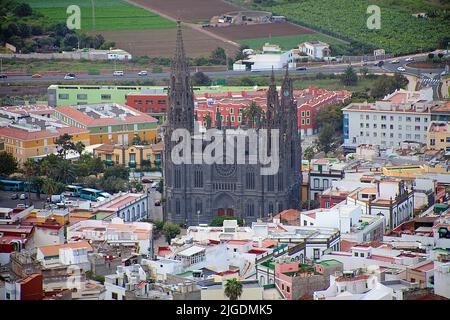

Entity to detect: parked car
[31,73,42,78]
[374,61,384,67]
[390,59,400,64]
[404,58,415,62]
[141,178,153,184]
[296,67,307,71]
[11,193,19,200]
[19,193,28,200]
[64,73,76,80]
[138,70,148,76]
[113,70,124,76]
[397,67,406,72]
[0,74,7,79]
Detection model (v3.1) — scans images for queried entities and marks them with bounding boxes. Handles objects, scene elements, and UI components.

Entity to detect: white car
[390,59,400,64]
[64,73,76,80]
[405,58,414,62]
[397,67,406,72]
[138,70,148,76]
[113,70,124,76]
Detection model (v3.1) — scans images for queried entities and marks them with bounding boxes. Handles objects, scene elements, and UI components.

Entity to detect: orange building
[0,126,89,164]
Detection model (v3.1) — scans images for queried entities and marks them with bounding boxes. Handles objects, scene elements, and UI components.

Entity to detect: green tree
[317,123,336,155]
[55,133,75,159]
[43,178,59,199]
[54,161,76,184]
[340,65,358,86]
[224,278,243,301]
[103,165,129,180]
[14,3,32,17]
[0,152,18,177]
[210,216,244,227]
[359,67,369,78]
[74,141,85,156]
[242,101,263,128]
[210,47,227,65]
[192,71,212,86]
[303,146,316,163]
[163,222,181,243]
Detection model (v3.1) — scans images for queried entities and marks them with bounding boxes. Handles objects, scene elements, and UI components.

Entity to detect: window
[381,115,386,121]
[112,292,118,300]
[157,99,166,104]
[314,249,320,260]
[101,94,111,100]
[398,125,402,130]
[390,116,394,121]
[415,117,421,122]
[306,119,310,125]
[301,111,305,117]
[145,100,153,104]
[58,93,69,100]
[406,117,412,122]
[306,111,310,117]
[415,126,421,131]
[77,94,87,100]
[313,178,319,189]
[246,170,255,189]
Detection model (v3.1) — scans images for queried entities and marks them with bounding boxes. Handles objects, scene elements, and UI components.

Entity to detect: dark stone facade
[163,23,301,226]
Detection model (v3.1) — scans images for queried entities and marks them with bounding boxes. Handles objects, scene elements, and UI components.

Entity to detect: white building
[301,203,385,243]
[92,192,148,222]
[434,261,450,299]
[67,217,153,256]
[298,41,330,60]
[233,43,294,71]
[308,159,345,200]
[314,269,394,300]
[35,241,93,268]
[104,264,147,300]
[346,180,414,230]
[343,88,435,147]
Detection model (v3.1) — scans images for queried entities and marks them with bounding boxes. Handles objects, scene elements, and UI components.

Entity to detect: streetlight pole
[91,0,96,32]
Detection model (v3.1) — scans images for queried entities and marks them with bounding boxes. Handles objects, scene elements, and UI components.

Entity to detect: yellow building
[93,142,163,169]
[53,104,158,145]
[382,164,447,179]
[0,126,90,164]
[427,121,450,151]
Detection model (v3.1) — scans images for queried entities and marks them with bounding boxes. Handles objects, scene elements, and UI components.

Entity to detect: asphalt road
[0,52,445,84]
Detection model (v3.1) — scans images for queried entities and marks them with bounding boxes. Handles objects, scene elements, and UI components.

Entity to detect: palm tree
[74,141,86,156]
[54,161,75,184]
[242,101,262,128]
[203,113,212,128]
[224,278,243,301]
[23,159,39,201]
[43,178,59,201]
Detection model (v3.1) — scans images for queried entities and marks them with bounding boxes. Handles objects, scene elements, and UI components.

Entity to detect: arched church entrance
[213,193,235,217]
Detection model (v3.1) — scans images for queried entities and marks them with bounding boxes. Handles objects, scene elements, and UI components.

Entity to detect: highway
[0,52,446,84]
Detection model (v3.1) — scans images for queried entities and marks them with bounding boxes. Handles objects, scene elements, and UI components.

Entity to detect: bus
[79,188,111,201]
[0,179,25,191]
[64,185,83,197]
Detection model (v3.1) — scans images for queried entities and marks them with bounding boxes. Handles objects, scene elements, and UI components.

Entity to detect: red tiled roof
[38,241,92,257]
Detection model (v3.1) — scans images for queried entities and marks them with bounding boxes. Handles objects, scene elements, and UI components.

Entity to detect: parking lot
[0,191,48,209]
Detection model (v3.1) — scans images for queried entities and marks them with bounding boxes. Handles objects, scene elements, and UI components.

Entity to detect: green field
[239,34,348,51]
[22,0,176,31]
[243,0,450,54]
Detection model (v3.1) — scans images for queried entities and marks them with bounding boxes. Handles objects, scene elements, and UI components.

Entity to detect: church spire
[167,21,195,132]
